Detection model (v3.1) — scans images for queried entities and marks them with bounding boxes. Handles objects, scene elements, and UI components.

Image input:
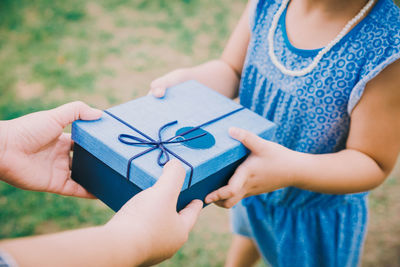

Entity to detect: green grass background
[0,0,399,266]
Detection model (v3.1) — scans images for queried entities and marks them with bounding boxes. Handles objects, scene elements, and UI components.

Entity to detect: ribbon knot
[118,120,206,167]
[103,106,244,189]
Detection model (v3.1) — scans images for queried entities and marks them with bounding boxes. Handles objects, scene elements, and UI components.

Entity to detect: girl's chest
[242,36,362,117]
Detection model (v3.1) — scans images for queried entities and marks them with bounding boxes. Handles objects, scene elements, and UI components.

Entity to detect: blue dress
[232,0,400,266]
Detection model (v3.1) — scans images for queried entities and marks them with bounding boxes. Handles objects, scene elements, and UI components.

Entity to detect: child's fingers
[229,127,265,153]
[150,69,187,97]
[205,164,249,204]
[149,86,167,98]
[179,199,203,232]
[150,76,164,89]
[213,200,227,208]
[205,186,233,204]
[213,197,239,209]
[224,195,243,208]
[225,164,249,195]
[150,77,168,98]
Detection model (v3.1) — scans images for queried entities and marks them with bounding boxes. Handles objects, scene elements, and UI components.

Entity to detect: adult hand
[105,160,203,266]
[0,160,202,267]
[0,101,102,198]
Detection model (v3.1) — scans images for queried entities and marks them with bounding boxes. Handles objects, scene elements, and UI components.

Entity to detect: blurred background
[0,0,399,266]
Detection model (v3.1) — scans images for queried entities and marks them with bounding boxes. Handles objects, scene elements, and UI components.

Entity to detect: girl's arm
[150,1,251,99]
[295,59,400,193]
[206,60,400,207]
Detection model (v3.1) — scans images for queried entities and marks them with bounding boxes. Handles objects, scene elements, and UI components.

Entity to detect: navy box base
[71,144,245,212]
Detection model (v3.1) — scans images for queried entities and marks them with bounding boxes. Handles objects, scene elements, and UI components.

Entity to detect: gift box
[71,80,276,212]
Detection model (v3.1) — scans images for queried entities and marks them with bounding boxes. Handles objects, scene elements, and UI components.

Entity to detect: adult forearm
[0,226,142,267]
[292,149,386,194]
[0,121,9,181]
[188,59,240,98]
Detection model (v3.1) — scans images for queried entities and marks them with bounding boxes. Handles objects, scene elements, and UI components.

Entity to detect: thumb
[150,76,169,98]
[204,164,248,204]
[229,127,265,153]
[51,101,103,128]
[150,69,186,98]
[179,199,203,231]
[152,159,186,201]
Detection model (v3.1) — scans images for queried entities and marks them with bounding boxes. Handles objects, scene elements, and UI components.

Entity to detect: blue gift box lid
[72,80,276,190]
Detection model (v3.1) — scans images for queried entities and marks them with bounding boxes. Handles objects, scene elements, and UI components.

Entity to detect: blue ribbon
[104,107,245,189]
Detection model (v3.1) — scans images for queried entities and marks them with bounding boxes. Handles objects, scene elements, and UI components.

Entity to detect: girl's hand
[0,101,102,198]
[150,68,193,98]
[205,127,298,208]
[105,160,203,266]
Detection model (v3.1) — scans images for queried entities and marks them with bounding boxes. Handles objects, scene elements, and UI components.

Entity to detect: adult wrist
[102,221,148,267]
[0,121,10,181]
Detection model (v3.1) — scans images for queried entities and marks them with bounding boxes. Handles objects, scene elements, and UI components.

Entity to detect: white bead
[268,0,375,77]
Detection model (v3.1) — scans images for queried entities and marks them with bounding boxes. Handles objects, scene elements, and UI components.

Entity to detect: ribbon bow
[104,107,244,189]
[119,120,207,167]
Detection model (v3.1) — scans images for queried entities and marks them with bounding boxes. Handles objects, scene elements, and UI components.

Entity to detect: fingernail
[229,127,242,140]
[205,196,214,204]
[153,87,164,98]
[92,108,103,116]
[87,108,103,120]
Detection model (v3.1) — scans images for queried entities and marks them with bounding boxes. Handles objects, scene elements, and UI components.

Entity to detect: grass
[0,0,246,266]
[0,0,244,116]
[0,0,399,266]
[0,185,113,239]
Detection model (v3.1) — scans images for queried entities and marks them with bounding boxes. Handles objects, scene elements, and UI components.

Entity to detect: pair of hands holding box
[0,101,202,266]
[0,83,290,266]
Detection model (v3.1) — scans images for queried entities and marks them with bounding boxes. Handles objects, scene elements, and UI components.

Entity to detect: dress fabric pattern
[233,0,400,266]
